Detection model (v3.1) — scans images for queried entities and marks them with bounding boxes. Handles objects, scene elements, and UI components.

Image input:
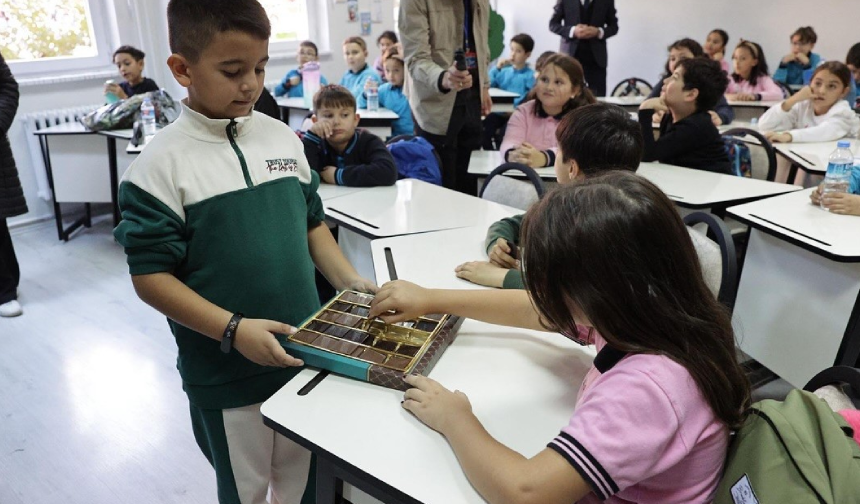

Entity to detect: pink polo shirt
[548,332,729,503]
[499,100,560,167]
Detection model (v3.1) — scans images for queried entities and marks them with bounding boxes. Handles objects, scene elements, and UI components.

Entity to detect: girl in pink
[704,29,730,74]
[726,40,783,101]
[501,53,596,168]
[369,171,751,504]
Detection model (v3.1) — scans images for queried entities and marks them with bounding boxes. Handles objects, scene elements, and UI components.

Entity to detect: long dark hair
[532,54,596,117]
[662,38,704,79]
[732,40,769,86]
[520,171,750,429]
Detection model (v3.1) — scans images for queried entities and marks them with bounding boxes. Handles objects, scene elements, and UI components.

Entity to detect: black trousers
[0,219,20,304]
[481,112,510,151]
[575,44,607,97]
[415,93,483,195]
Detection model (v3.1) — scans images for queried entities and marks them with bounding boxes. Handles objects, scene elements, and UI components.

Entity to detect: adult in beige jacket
[400,0,493,194]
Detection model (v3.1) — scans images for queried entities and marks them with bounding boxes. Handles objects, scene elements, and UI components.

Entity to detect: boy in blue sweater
[339,36,380,99]
[482,33,535,150]
[273,40,328,98]
[774,27,821,87]
[358,45,414,137]
[113,2,375,503]
[304,84,398,186]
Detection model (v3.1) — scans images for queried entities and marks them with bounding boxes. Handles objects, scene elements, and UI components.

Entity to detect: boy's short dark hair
[792,26,817,45]
[511,34,535,54]
[300,40,319,56]
[846,43,860,67]
[343,36,367,51]
[555,103,643,176]
[377,31,398,45]
[113,45,145,61]
[313,84,357,112]
[167,0,271,63]
[678,57,729,112]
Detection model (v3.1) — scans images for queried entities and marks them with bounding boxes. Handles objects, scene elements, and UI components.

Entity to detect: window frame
[4,0,118,78]
[266,0,328,59]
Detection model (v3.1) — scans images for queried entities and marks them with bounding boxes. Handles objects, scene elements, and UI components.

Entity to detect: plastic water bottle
[366,82,379,112]
[302,61,321,108]
[140,96,157,144]
[104,80,119,104]
[821,140,854,209]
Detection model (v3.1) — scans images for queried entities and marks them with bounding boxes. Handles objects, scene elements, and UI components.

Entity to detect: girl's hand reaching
[368,280,433,324]
[401,374,473,435]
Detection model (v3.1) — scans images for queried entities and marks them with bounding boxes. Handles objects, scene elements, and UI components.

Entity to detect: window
[261,0,326,57]
[0,0,116,76]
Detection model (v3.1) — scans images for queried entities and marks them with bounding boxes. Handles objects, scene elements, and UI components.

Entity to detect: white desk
[262,234,595,504]
[773,139,859,175]
[597,95,645,111]
[317,184,369,202]
[276,96,399,138]
[728,189,860,387]
[467,151,801,210]
[324,179,520,280]
[727,100,780,122]
[489,87,519,113]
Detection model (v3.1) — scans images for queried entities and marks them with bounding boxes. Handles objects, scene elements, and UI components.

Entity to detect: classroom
[2,0,860,503]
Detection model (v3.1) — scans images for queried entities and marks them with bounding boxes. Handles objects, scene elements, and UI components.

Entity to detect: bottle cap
[838,140,851,148]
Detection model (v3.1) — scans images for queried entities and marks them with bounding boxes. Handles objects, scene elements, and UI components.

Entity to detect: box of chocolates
[283,291,463,390]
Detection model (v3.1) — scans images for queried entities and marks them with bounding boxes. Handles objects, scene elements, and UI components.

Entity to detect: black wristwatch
[220,313,244,354]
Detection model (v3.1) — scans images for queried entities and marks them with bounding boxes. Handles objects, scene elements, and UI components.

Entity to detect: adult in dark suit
[549,0,618,97]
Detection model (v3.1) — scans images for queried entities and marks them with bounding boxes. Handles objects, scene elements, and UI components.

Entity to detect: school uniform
[758,99,860,143]
[119,77,159,97]
[273,67,329,98]
[639,109,732,174]
[302,129,398,186]
[774,52,821,86]
[725,75,783,101]
[339,64,381,100]
[647,84,735,125]
[357,83,415,137]
[499,100,561,167]
[489,64,536,106]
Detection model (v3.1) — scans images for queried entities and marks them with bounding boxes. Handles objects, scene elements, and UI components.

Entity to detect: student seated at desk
[811,166,860,216]
[846,43,860,110]
[357,46,414,137]
[774,27,821,88]
[113,2,377,503]
[273,40,329,98]
[647,38,734,126]
[759,61,860,144]
[369,171,750,504]
[639,57,732,174]
[703,29,730,75]
[104,45,159,101]
[500,54,595,169]
[725,40,783,102]
[482,33,537,150]
[339,36,381,100]
[303,84,397,187]
[464,103,641,289]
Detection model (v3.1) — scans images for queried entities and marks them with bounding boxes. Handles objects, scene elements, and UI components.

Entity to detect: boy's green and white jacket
[114,104,324,410]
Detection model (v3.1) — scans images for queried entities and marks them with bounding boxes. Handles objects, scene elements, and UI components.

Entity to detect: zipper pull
[228,119,238,138]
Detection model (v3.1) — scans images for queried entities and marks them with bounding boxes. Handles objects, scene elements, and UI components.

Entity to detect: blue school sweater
[273,67,329,98]
[357,83,414,137]
[489,64,535,106]
[339,64,381,100]
[774,52,821,86]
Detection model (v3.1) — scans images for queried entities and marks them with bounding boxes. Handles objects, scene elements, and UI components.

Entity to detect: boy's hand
[402,374,473,436]
[308,119,333,139]
[765,131,793,143]
[821,192,860,215]
[454,261,508,288]
[368,280,432,323]
[233,318,305,367]
[796,52,810,65]
[289,74,301,86]
[320,166,337,184]
[708,110,722,127]
[810,183,824,206]
[496,58,511,69]
[782,53,798,65]
[104,82,128,100]
[488,238,519,269]
[639,97,667,111]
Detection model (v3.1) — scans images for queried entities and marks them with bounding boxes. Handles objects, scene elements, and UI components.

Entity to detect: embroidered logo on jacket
[265,158,299,173]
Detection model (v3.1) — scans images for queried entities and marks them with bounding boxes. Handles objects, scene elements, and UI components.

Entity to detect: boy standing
[113,2,375,503]
[303,84,398,187]
[638,57,731,174]
[340,36,381,99]
[273,40,329,98]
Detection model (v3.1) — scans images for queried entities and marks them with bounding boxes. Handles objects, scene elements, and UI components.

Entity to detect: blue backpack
[386,136,442,186]
[723,136,752,178]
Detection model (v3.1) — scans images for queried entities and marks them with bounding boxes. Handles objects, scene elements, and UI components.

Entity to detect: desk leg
[107,137,120,226]
[39,135,64,241]
[316,455,343,504]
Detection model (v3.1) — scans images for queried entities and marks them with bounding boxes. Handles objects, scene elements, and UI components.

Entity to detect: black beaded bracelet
[220,312,244,354]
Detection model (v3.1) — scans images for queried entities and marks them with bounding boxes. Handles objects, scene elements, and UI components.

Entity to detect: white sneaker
[0,300,23,317]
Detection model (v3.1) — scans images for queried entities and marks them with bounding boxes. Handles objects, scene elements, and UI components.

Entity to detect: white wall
[9,0,396,228]
[495,0,856,91]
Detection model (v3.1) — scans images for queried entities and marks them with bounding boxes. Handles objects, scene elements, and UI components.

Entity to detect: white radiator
[21,104,101,201]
